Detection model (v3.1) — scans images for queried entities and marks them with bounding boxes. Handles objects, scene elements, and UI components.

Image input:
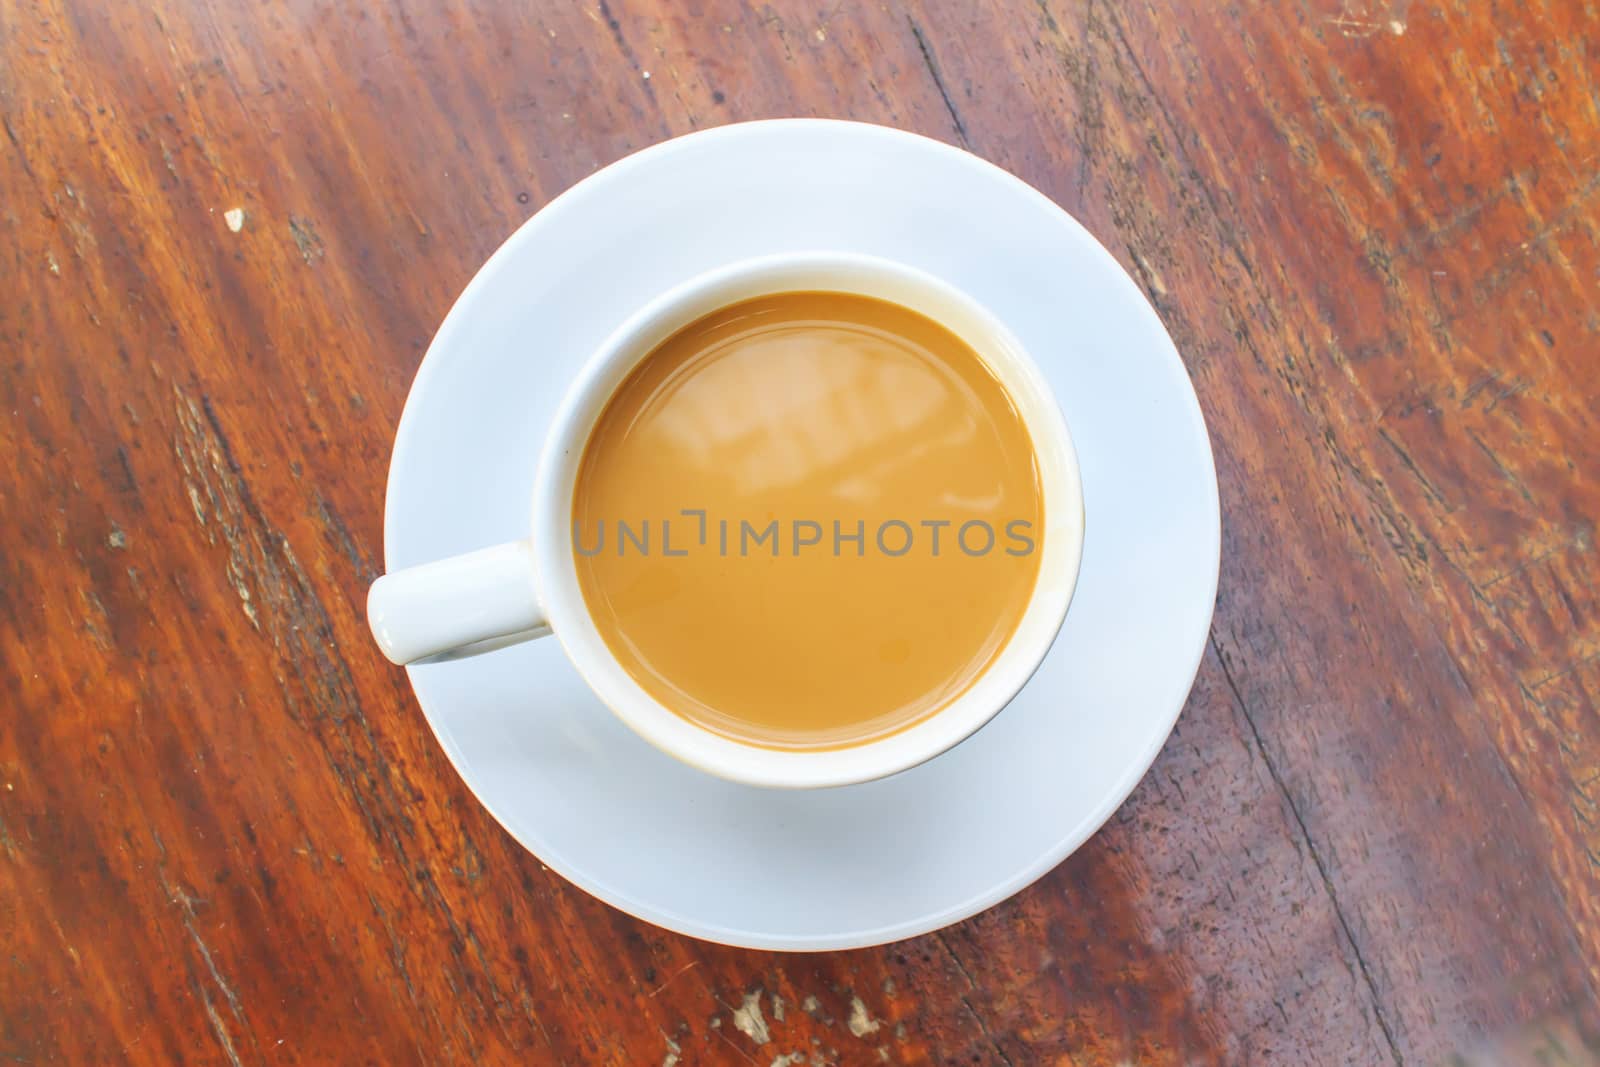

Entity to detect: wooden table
[3,1,1597,1063]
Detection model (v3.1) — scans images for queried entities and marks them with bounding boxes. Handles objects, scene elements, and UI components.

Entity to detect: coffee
[572,291,1043,750]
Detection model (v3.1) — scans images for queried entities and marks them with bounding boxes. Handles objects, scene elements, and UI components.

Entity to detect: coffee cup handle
[367,541,549,665]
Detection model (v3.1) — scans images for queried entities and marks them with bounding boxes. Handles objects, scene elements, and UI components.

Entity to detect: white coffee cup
[368,252,1085,788]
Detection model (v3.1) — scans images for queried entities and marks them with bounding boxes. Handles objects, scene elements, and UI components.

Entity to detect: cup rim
[529,251,1085,788]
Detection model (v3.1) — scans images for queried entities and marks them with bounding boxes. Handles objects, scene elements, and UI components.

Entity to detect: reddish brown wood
[2,0,1598,1063]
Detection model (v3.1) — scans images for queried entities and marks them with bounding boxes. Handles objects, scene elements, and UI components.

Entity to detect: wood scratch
[1465,426,1536,505]
[2,113,37,179]
[907,17,970,148]
[196,979,245,1067]
[157,854,254,1065]
[1482,542,1563,589]
[711,1027,760,1065]
[1210,634,1405,1065]
[1326,15,1383,37]
[1377,428,1449,510]
[1527,649,1600,691]
[288,216,324,264]
[646,960,698,998]
[0,813,19,860]
[1325,1,1407,39]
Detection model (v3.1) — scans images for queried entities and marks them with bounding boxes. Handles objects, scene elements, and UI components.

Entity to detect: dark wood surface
[3,0,1598,1063]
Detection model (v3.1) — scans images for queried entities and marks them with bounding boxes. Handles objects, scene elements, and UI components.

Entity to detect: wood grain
[2,0,1598,1063]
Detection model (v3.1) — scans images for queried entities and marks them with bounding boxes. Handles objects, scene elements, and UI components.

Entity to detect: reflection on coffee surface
[574,291,1043,750]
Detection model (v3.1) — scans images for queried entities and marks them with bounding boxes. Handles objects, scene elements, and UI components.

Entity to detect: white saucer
[385,120,1219,950]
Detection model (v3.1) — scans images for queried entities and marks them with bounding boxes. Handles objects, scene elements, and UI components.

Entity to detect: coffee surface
[573,290,1043,750]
